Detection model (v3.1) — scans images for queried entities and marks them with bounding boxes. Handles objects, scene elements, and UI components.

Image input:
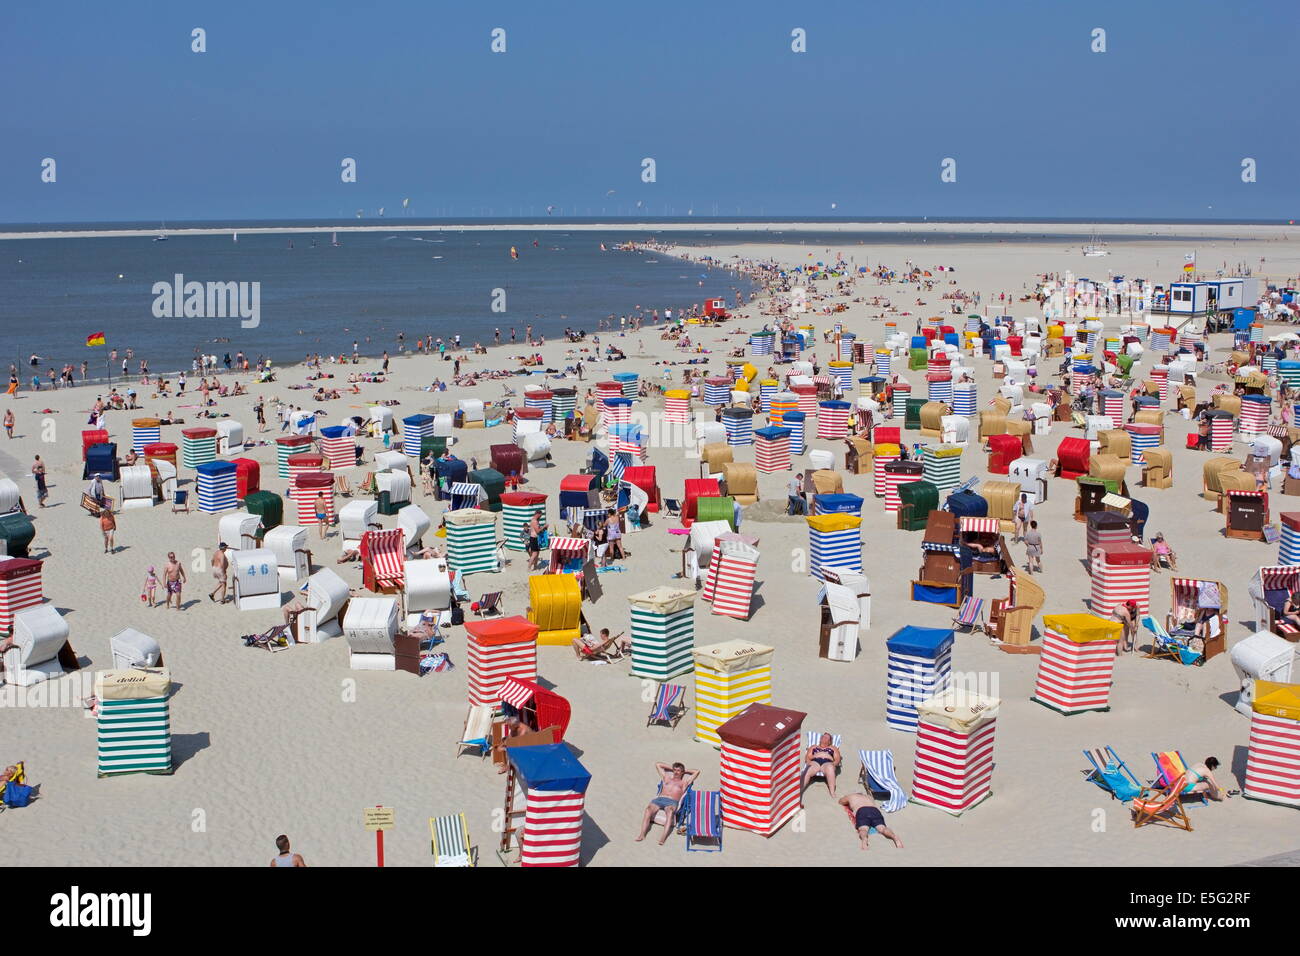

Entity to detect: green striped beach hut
[628,586,697,681]
[444,508,500,576]
[96,668,172,777]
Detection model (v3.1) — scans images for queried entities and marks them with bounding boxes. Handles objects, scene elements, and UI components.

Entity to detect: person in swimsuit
[525,512,543,571]
[314,493,329,540]
[1112,599,1139,655]
[800,732,843,798]
[142,566,159,607]
[209,542,230,604]
[636,761,700,845]
[270,834,306,867]
[838,792,903,851]
[164,551,187,610]
[1185,756,1226,801]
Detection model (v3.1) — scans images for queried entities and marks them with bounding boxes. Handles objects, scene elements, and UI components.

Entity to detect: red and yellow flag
[86,332,106,347]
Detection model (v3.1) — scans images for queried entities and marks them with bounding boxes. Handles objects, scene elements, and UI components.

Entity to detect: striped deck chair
[472,591,502,618]
[1152,751,1211,808]
[647,683,687,728]
[1141,615,1200,666]
[805,731,843,785]
[663,498,681,517]
[429,813,475,867]
[685,790,722,852]
[361,528,405,593]
[456,704,494,759]
[953,596,985,633]
[857,750,908,812]
[1132,774,1193,830]
[1082,746,1142,803]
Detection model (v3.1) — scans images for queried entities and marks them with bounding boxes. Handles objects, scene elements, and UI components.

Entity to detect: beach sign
[364,806,395,866]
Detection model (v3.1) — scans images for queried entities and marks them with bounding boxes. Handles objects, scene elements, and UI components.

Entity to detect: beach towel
[858,750,908,812]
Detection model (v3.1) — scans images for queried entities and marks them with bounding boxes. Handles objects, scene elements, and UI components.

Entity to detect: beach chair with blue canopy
[1082,746,1142,803]
[587,448,608,482]
[857,750,908,812]
[449,482,485,512]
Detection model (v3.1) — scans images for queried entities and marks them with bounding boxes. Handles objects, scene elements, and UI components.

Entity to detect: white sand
[3,224,1298,867]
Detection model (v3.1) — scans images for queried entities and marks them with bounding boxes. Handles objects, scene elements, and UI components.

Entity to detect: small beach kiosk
[628,586,697,681]
[465,616,538,706]
[718,703,805,837]
[885,626,955,732]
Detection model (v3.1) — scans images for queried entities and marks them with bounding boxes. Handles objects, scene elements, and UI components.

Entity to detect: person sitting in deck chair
[635,762,700,845]
[1149,533,1177,571]
[1281,590,1300,632]
[801,733,842,799]
[572,627,630,661]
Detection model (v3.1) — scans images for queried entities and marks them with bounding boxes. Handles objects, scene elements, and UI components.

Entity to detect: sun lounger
[472,591,502,617]
[647,683,687,728]
[857,750,908,812]
[663,498,681,517]
[1082,746,1142,802]
[1132,773,1193,830]
[685,789,723,852]
[429,812,475,867]
[1142,614,1201,666]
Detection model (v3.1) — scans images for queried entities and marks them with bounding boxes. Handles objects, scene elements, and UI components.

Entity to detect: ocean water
[0,219,1245,377]
[0,228,757,377]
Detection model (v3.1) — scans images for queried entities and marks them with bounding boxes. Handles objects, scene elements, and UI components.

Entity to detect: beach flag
[86,331,106,347]
[1182,253,1195,274]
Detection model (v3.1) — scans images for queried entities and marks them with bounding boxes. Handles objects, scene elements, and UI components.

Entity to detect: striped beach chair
[953,596,985,633]
[448,482,483,511]
[686,790,723,852]
[857,750,908,812]
[1152,750,1211,808]
[647,683,687,728]
[805,731,843,785]
[429,813,475,867]
[361,528,406,593]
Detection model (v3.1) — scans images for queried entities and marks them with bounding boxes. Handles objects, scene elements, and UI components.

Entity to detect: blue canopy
[815,493,863,515]
[507,743,591,793]
[886,625,955,658]
[434,457,467,484]
[945,489,988,519]
[321,424,349,439]
[402,413,434,427]
[588,448,609,479]
[754,426,791,441]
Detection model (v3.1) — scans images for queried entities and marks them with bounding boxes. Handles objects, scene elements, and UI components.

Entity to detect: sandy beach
[3,223,1299,867]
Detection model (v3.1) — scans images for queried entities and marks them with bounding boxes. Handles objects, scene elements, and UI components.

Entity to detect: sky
[2,0,1297,224]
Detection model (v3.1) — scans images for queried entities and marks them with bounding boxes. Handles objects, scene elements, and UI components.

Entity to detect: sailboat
[232,231,238,243]
[331,232,341,247]
[1082,227,1109,257]
[154,221,168,242]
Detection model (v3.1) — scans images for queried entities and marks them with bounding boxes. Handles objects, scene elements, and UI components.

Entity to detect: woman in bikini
[800,732,842,798]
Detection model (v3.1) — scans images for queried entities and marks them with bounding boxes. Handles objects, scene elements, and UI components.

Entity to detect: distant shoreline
[0,221,1293,241]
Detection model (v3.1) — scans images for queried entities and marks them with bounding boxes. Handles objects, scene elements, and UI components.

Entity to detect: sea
[0,217,1267,379]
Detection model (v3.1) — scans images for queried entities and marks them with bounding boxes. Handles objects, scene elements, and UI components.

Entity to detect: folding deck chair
[953,596,985,633]
[1141,615,1201,666]
[663,498,681,517]
[1152,751,1211,808]
[456,704,495,759]
[429,812,476,867]
[647,683,687,728]
[685,789,723,852]
[472,591,502,618]
[1082,746,1142,802]
[857,750,908,812]
[575,630,625,662]
[170,489,189,514]
[1131,774,1193,830]
[651,781,693,837]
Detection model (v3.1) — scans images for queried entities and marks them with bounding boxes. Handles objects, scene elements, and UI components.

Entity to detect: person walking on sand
[209,542,230,603]
[314,493,329,539]
[142,565,159,607]
[3,408,13,439]
[270,834,307,867]
[839,792,903,850]
[1022,519,1043,573]
[164,552,187,610]
[99,507,116,553]
[31,455,48,507]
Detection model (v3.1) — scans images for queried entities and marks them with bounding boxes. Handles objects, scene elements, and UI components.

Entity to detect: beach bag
[3,780,33,809]
[449,604,464,626]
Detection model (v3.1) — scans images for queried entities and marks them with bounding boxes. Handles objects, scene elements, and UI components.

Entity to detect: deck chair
[651,781,693,836]
[953,596,985,633]
[171,489,189,513]
[1131,773,1193,830]
[805,732,843,786]
[663,498,681,517]
[858,750,908,812]
[1082,746,1142,803]
[685,789,723,852]
[1141,615,1201,666]
[241,624,290,652]
[429,813,475,867]
[647,683,687,728]
[357,472,377,496]
[472,591,502,618]
[456,704,494,759]
[80,493,106,517]
[576,630,625,662]
[450,570,470,604]
[1152,751,1211,808]
[334,473,352,497]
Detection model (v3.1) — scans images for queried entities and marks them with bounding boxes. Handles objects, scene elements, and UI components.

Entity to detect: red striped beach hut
[0,557,43,633]
[1032,613,1122,714]
[1090,543,1152,616]
[718,703,806,837]
[505,743,591,867]
[910,689,1000,815]
[465,616,539,706]
[1242,680,1300,810]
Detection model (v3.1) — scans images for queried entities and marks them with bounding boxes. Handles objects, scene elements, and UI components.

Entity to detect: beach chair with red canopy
[499,676,571,741]
[682,478,720,527]
[361,528,405,593]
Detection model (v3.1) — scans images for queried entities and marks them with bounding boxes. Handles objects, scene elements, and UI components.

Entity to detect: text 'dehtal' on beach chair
[429,812,476,867]
[686,789,722,852]
[647,683,687,729]
[857,750,908,812]
[1131,773,1193,831]
[1082,746,1142,803]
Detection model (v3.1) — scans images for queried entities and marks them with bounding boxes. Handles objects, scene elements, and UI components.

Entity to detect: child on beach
[142,566,159,606]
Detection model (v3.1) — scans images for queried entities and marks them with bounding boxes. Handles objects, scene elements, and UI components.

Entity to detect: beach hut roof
[507,743,590,793]
[886,625,954,656]
[464,615,538,645]
[717,703,807,750]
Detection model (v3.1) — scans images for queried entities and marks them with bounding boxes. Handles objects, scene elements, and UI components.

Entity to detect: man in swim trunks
[635,761,700,845]
[800,732,843,798]
[838,792,903,851]
[164,551,187,610]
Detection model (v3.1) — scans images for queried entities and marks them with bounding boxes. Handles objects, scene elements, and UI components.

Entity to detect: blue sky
[2,0,1296,223]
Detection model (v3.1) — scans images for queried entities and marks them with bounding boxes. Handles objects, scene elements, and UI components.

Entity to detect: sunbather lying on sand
[838,792,903,850]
